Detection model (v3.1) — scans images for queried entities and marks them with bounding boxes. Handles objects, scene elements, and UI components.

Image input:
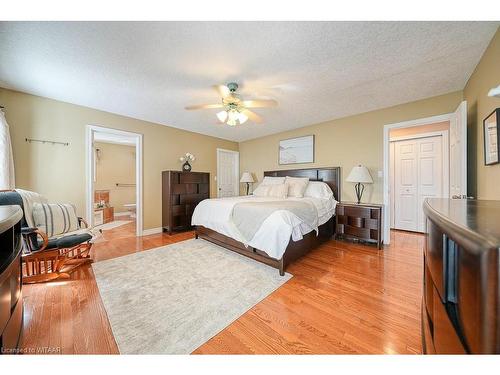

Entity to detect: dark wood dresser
[162,171,210,234]
[422,198,500,354]
[335,202,383,249]
[0,206,23,354]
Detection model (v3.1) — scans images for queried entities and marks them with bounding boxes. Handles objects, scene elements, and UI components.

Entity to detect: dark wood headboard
[263,167,341,202]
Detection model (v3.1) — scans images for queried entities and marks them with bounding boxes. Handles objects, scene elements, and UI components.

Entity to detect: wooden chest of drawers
[162,171,210,234]
[335,202,383,249]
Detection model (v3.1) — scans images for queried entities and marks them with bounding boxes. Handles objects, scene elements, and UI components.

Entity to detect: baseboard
[141,227,163,236]
[114,212,130,217]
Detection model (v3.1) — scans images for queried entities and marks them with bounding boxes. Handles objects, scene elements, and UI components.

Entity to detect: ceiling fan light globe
[227,110,239,124]
[216,110,228,122]
[238,112,248,124]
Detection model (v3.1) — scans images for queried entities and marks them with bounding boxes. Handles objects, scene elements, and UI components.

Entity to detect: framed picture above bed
[279,135,314,165]
[484,108,500,165]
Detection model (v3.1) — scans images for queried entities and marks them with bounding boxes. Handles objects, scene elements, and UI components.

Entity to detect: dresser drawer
[171,204,185,216]
[180,173,209,184]
[172,184,199,194]
[344,206,371,219]
[180,194,207,204]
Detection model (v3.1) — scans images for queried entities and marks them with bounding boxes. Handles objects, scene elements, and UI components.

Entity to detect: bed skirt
[195,217,334,275]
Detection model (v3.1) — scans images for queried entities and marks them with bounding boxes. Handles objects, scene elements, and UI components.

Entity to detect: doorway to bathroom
[85,125,143,237]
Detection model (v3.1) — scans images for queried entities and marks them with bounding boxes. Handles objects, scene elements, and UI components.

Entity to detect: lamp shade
[346,165,373,183]
[240,172,255,183]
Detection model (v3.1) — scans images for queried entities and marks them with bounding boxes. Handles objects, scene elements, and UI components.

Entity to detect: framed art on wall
[279,135,314,165]
[484,108,500,165]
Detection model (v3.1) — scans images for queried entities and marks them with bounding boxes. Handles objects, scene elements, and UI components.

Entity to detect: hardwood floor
[20,224,424,354]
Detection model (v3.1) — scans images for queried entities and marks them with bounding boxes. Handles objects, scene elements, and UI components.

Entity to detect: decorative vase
[182,161,192,172]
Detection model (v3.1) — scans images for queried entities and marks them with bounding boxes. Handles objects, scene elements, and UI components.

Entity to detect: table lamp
[240,172,255,195]
[346,165,373,204]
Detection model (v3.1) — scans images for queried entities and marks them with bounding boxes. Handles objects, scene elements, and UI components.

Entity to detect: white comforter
[191,195,337,260]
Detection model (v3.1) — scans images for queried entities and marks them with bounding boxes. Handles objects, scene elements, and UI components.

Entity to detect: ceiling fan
[185,82,278,126]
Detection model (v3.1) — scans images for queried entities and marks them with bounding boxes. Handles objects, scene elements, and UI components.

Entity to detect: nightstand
[335,202,383,249]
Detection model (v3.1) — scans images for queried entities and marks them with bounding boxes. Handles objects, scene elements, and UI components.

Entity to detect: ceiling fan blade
[213,85,231,98]
[241,109,263,124]
[241,99,278,108]
[185,103,224,110]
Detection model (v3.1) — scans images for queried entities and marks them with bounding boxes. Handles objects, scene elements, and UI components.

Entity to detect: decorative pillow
[32,203,79,238]
[304,181,334,199]
[252,184,269,196]
[253,184,288,199]
[266,184,288,199]
[285,176,310,198]
[261,176,286,185]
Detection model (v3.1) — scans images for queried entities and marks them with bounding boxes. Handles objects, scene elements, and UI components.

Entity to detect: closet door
[394,139,419,231]
[417,137,443,232]
[393,135,444,232]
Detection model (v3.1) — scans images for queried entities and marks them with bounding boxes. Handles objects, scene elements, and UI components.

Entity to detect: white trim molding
[141,227,163,236]
[383,113,453,245]
[85,125,144,237]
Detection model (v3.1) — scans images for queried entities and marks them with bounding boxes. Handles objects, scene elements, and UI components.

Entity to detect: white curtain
[0,109,15,190]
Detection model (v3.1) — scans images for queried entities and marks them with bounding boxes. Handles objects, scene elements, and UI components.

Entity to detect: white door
[393,135,445,232]
[394,139,419,231]
[450,100,467,198]
[217,149,239,198]
[417,137,443,231]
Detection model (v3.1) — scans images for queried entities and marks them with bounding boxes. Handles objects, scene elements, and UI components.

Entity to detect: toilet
[123,203,136,218]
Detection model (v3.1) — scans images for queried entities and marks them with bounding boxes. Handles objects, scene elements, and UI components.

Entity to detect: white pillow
[252,184,269,196]
[285,176,309,198]
[304,181,334,199]
[32,203,79,238]
[253,184,288,199]
[261,176,286,185]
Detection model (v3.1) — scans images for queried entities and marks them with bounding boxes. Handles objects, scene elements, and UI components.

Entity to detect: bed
[192,167,341,275]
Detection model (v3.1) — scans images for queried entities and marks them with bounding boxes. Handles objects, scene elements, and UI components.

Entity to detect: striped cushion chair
[0,190,93,284]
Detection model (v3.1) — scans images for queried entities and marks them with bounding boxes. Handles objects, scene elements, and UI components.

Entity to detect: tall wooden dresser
[162,171,210,234]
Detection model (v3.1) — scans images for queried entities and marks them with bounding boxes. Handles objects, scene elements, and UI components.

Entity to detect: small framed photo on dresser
[484,108,500,165]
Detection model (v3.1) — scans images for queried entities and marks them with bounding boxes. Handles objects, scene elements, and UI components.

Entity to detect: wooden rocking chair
[0,190,93,284]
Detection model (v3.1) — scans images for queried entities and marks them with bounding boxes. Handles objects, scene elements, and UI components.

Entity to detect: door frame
[390,130,450,232]
[216,148,240,197]
[85,125,144,237]
[383,113,453,244]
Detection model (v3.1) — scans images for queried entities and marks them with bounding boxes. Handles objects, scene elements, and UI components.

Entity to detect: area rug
[95,220,132,231]
[92,238,292,354]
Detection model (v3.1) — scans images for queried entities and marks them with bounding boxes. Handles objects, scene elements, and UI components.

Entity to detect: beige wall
[464,27,500,199]
[0,88,238,230]
[389,121,450,138]
[94,142,136,213]
[239,91,463,203]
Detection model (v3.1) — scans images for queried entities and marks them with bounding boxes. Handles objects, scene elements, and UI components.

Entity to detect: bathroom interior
[93,132,137,234]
